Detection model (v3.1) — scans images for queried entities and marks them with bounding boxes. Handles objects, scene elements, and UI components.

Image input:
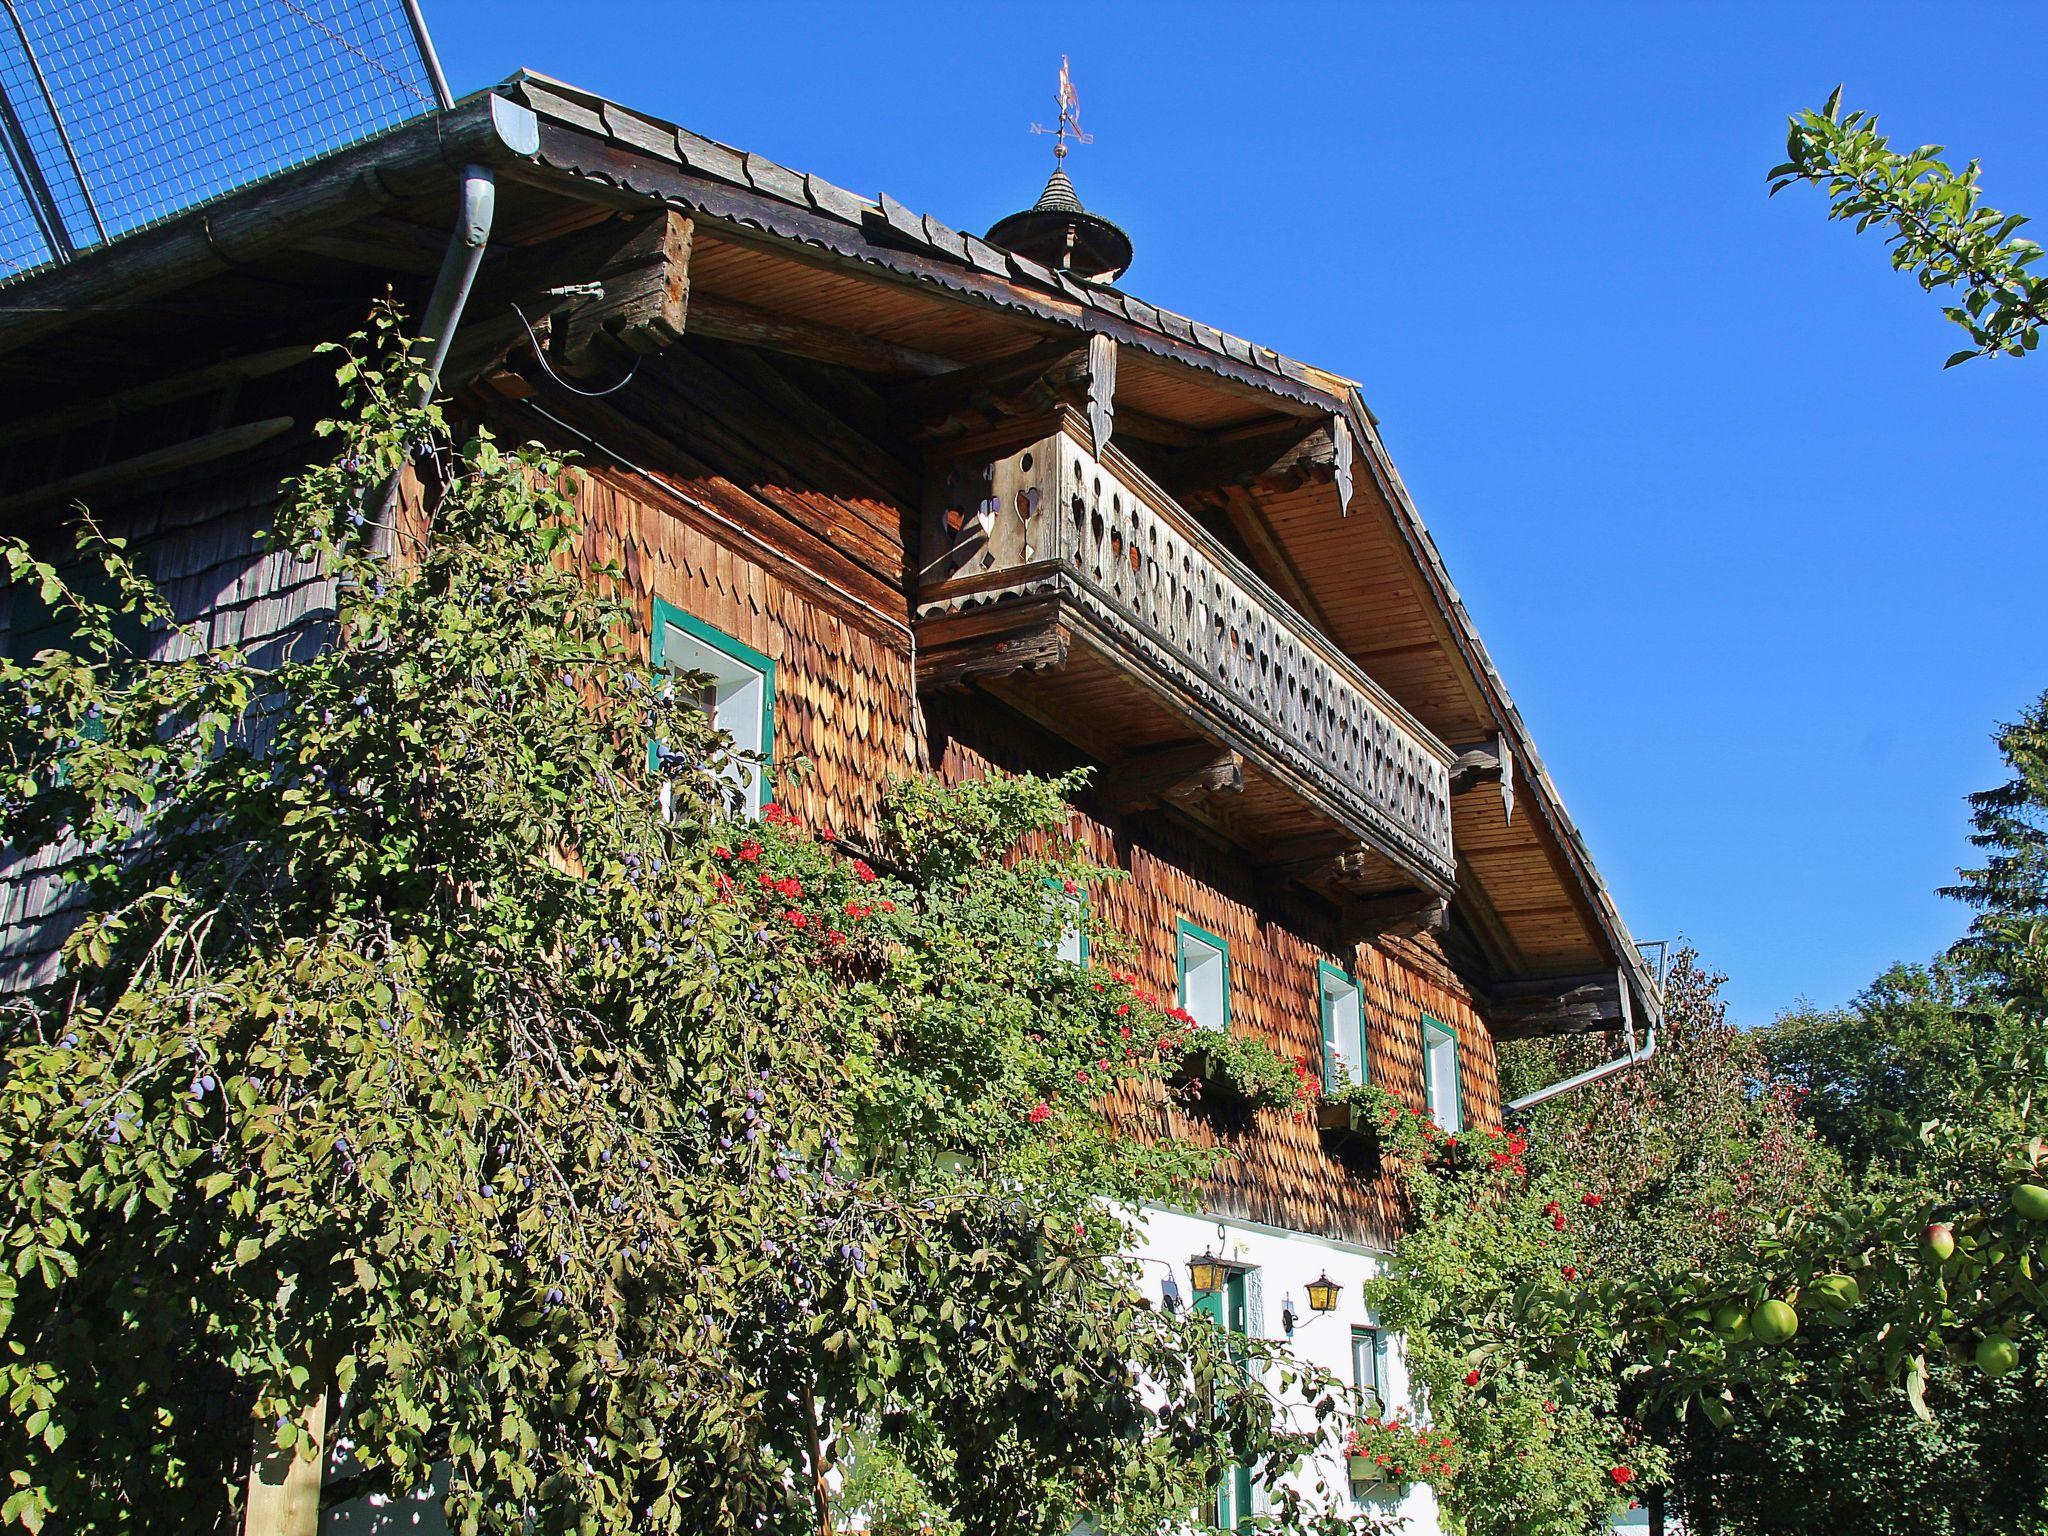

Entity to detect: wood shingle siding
[936,720,1496,1251]
[0,444,327,989]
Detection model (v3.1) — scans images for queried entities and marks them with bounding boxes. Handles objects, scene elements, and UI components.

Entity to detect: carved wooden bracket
[1086,333,1116,458]
[1340,889,1450,943]
[1448,731,1514,824]
[889,341,1113,446]
[1331,412,1354,515]
[1095,740,1244,816]
[1489,971,1626,1037]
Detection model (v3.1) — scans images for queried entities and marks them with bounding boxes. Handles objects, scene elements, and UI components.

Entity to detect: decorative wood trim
[916,423,1457,891]
[555,210,693,370]
[1448,733,1514,823]
[1096,740,1244,815]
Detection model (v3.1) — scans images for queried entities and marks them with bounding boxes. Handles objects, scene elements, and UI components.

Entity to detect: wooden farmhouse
[0,75,1660,1532]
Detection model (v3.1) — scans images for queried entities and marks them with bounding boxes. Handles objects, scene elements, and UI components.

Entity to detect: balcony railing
[916,422,1455,891]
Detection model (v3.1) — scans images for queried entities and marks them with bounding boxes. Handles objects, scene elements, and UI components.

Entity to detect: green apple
[1976,1334,2021,1379]
[1752,1299,1799,1346]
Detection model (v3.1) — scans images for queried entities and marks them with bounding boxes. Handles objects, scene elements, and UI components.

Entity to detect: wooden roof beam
[686,293,956,377]
[1094,740,1244,816]
[1154,413,1355,513]
[888,336,1115,452]
[1487,971,1627,1039]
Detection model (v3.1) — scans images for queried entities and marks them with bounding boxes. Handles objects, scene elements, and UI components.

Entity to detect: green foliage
[1167,1024,1314,1119]
[1367,1113,1661,1536]
[1941,689,2048,990]
[1769,86,2046,366]
[0,310,1340,1536]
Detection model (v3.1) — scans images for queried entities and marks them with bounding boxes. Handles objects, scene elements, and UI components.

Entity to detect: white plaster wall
[1128,1204,1443,1536]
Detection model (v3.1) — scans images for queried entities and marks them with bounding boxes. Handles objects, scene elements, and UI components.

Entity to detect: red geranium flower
[1027,1102,1051,1124]
[1582,1193,1604,1207]
[1609,1467,1634,1486]
[1560,1265,1579,1281]
[783,910,808,928]
[851,859,877,884]
[1463,1369,1481,1387]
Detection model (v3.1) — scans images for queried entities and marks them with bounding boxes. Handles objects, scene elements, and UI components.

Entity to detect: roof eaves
[1336,388,1662,1026]
[498,70,1350,405]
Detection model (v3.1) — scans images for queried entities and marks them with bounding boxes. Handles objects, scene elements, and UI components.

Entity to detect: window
[1421,1016,1462,1132]
[1049,881,1087,965]
[1195,1268,1255,1530]
[1319,961,1365,1090]
[1351,1325,1388,1417]
[1175,920,1230,1032]
[650,599,774,819]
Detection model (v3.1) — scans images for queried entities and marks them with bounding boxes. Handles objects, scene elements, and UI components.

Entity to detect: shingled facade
[0,76,1660,1535]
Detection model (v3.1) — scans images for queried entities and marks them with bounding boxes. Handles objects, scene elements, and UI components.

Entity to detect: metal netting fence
[0,0,447,282]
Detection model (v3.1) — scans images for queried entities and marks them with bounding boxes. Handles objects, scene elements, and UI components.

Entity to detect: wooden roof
[0,77,1661,1032]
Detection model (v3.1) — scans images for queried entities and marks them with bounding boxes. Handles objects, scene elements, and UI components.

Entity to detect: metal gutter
[1505,967,1659,1114]
[0,92,539,341]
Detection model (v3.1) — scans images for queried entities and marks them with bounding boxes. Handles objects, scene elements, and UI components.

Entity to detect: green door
[1194,1271,1254,1530]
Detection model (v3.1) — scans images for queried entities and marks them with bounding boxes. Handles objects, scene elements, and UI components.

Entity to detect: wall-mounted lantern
[1188,1250,1230,1295]
[1306,1271,1342,1313]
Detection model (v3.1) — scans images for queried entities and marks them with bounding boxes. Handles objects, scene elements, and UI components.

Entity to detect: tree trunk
[243,1362,333,1536]
[800,1377,832,1536]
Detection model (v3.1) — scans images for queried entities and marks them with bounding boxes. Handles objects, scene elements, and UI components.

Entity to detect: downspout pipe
[412,162,496,406]
[1505,967,1658,1116]
[370,161,495,557]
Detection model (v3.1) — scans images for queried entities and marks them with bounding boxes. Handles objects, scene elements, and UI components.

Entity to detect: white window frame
[1319,960,1365,1089]
[1175,919,1230,1032]
[651,600,774,820]
[1421,1016,1462,1132]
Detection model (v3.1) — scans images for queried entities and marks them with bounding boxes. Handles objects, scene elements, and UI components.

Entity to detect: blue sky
[427,1,2048,1026]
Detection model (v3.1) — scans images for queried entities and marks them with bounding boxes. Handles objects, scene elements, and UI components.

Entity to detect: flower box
[1316,1096,1383,1174]
[1168,1046,1257,1124]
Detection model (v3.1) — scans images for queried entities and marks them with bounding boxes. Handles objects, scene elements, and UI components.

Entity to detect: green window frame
[1318,959,1366,1091]
[1420,1015,1462,1133]
[650,598,775,819]
[1175,918,1231,1032]
[1047,878,1088,965]
[1351,1324,1388,1418]
[1194,1269,1255,1530]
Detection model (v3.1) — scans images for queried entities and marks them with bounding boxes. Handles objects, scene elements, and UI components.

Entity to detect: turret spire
[988,57,1134,283]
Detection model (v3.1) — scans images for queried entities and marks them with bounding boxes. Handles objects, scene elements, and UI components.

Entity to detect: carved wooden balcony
[915,414,1456,905]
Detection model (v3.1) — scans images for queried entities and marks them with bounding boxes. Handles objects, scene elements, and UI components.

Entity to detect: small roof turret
[986,57,1133,284]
